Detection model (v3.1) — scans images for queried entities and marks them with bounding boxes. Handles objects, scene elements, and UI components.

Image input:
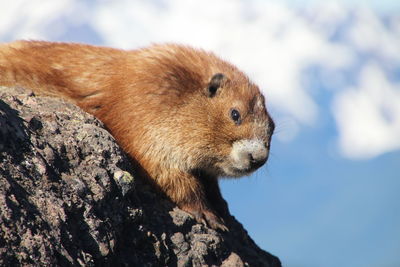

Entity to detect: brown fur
[0,41,274,230]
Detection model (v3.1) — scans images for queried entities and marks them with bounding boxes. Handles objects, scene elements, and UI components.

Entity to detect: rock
[0,86,281,266]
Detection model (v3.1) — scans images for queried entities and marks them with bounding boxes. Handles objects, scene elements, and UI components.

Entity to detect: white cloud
[0,0,74,40]
[346,7,400,62]
[332,62,400,159]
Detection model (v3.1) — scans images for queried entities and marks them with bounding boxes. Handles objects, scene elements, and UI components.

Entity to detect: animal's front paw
[181,204,228,232]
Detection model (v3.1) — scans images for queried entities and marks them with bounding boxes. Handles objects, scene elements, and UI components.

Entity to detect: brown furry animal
[0,41,274,230]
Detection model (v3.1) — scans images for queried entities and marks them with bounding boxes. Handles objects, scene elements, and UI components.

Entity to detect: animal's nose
[248,148,268,169]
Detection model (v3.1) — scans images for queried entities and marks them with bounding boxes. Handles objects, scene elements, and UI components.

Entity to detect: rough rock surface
[0,86,280,267]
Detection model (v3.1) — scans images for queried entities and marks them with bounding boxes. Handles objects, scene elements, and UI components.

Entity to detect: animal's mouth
[227,161,266,176]
[222,138,269,177]
[230,167,254,176]
[220,158,267,177]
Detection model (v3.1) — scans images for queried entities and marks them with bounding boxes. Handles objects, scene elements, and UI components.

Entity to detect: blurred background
[1,0,399,266]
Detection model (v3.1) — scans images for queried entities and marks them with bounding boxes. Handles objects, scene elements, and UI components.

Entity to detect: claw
[203,210,229,232]
[180,204,229,231]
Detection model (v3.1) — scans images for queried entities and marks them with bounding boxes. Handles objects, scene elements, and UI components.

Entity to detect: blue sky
[1,1,399,266]
[223,120,400,266]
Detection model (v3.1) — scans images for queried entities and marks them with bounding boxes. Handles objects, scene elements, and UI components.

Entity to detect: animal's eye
[230,109,241,124]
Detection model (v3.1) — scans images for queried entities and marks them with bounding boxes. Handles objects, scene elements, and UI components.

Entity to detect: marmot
[0,41,274,230]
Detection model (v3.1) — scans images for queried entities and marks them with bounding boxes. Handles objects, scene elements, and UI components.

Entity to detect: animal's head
[191,71,274,177]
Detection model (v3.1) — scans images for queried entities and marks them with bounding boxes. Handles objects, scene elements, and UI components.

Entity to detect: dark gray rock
[0,86,280,266]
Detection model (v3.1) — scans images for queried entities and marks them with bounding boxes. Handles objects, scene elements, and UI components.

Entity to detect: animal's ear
[207,73,225,97]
